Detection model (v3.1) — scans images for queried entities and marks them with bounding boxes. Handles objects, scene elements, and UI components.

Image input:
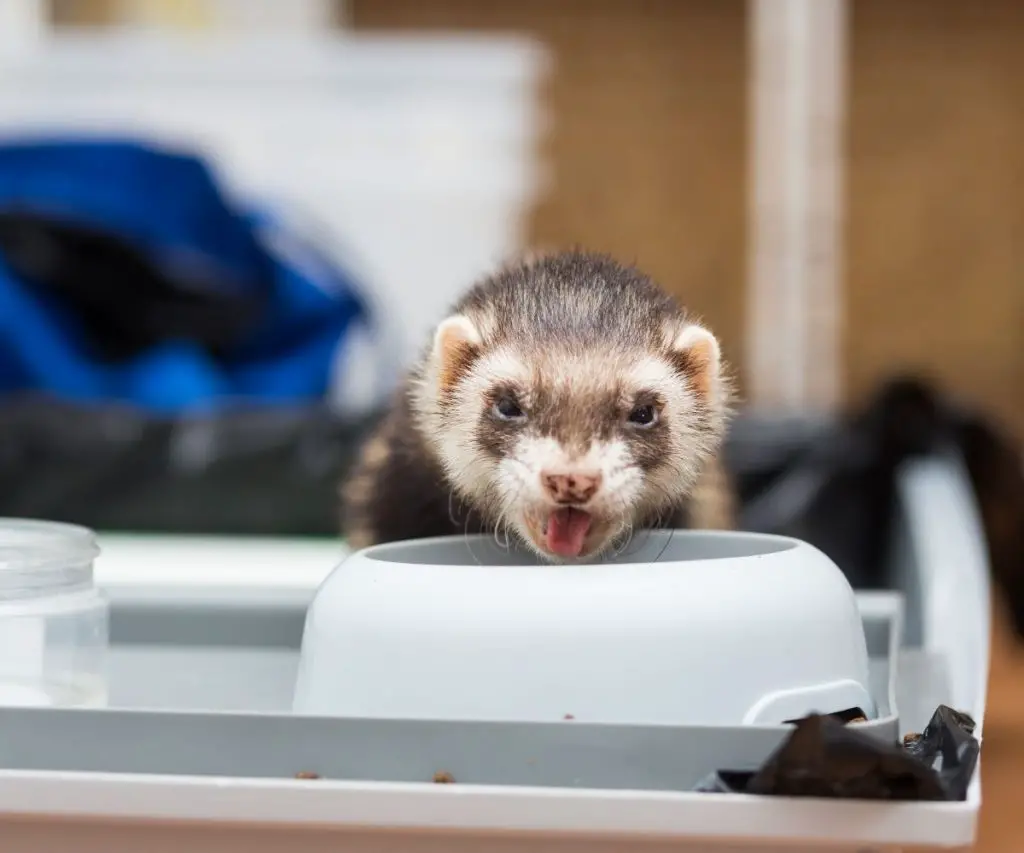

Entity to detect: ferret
[341,251,736,562]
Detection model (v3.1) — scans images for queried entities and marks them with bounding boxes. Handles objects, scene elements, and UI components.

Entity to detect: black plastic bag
[732,376,1024,616]
[1,371,1020,590]
[0,394,382,536]
[955,412,1024,639]
[695,705,979,802]
[902,705,980,801]
[730,377,953,589]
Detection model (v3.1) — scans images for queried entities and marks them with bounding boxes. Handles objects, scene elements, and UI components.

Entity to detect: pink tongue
[545,508,593,558]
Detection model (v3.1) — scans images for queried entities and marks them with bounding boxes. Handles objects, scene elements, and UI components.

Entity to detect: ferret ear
[669,324,722,402]
[432,314,482,395]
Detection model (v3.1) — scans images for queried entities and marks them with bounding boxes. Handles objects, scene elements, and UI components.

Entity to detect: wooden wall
[350,0,750,393]
[352,0,1024,435]
[47,0,1024,433]
[846,0,1024,434]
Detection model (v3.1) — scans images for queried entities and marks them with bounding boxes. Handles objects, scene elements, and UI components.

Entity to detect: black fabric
[0,211,267,362]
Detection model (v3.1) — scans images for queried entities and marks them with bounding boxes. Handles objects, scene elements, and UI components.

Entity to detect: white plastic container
[0,31,550,373]
[0,452,989,852]
[0,518,107,707]
[293,531,876,727]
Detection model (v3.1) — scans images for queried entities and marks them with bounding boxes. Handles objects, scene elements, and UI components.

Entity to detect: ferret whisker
[611,522,635,559]
[447,490,460,527]
[652,526,676,563]
[462,506,484,566]
[492,505,512,550]
[496,482,528,551]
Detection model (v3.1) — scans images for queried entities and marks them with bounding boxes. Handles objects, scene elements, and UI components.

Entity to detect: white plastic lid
[0,518,100,600]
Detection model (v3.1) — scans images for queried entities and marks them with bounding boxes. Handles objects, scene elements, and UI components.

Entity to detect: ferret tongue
[545,508,592,558]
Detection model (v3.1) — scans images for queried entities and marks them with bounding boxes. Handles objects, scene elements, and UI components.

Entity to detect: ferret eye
[627,403,658,428]
[492,395,526,422]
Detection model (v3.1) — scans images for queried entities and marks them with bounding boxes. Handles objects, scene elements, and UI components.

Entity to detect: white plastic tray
[0,454,990,852]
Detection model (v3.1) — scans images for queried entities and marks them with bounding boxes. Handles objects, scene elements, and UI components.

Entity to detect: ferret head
[411,252,732,562]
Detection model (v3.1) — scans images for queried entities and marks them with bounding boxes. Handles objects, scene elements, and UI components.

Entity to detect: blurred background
[0,1,1022,845]
[23,0,1024,423]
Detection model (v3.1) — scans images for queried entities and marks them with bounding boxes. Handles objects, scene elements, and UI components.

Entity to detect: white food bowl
[292,531,874,726]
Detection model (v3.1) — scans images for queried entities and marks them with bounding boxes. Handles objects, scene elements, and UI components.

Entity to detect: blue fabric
[0,137,370,413]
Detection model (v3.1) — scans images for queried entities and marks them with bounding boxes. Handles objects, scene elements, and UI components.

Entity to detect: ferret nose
[541,470,603,504]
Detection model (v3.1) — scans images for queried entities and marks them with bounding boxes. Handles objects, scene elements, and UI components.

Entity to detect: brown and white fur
[342,251,735,561]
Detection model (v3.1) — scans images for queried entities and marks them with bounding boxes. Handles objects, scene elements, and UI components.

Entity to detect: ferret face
[415,302,729,563]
